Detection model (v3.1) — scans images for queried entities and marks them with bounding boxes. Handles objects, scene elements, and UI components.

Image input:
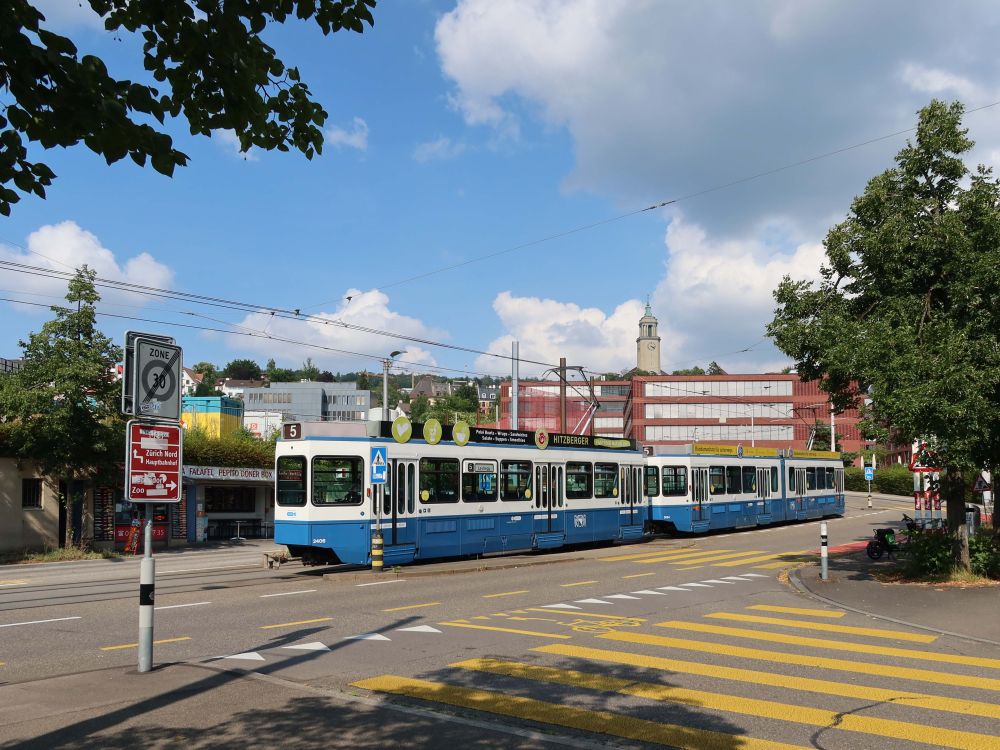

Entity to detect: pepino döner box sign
[375,420,636,452]
[182,465,275,482]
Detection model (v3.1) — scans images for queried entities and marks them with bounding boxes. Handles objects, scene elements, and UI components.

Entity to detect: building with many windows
[241,381,370,422]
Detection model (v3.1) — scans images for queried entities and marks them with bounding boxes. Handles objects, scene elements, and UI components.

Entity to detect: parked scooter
[866,514,919,560]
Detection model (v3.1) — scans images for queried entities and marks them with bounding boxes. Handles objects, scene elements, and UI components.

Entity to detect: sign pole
[138,519,155,672]
[820,521,828,581]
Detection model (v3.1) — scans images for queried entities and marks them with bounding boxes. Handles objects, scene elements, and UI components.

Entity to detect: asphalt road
[3,493,996,750]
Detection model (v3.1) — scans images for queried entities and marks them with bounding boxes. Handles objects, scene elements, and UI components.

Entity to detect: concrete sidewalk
[792,552,1000,646]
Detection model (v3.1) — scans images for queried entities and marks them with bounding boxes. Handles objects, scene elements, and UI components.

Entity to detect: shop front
[182,465,274,542]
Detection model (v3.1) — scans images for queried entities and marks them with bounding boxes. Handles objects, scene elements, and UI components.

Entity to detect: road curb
[788,566,1000,647]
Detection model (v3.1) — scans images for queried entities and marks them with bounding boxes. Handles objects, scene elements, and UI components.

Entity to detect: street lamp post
[382,351,403,421]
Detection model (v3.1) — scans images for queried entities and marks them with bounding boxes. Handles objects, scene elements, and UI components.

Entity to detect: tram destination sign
[376,421,636,451]
[126,420,183,503]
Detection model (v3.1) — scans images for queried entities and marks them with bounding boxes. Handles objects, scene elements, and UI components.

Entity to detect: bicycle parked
[866,514,919,560]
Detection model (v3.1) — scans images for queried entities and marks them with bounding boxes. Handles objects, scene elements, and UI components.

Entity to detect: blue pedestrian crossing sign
[864,466,874,482]
[370,446,388,485]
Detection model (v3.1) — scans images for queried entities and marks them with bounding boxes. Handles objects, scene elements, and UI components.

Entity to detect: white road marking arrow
[221,652,265,661]
[396,625,442,633]
[344,633,391,641]
[282,642,330,651]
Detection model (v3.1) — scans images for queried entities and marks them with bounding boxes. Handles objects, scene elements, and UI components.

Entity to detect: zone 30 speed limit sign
[133,337,182,421]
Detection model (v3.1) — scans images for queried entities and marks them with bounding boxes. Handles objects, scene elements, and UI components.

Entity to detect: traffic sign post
[370,447,387,573]
[120,332,182,674]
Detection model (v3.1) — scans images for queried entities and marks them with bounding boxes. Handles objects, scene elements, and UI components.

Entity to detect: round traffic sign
[139,358,177,405]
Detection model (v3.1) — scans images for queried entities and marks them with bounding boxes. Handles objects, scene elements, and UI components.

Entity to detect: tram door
[620,466,642,526]
[533,463,564,533]
[691,467,710,523]
[384,460,417,546]
[793,467,807,516]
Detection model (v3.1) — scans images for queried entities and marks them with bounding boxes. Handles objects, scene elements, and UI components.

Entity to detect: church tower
[636,301,661,374]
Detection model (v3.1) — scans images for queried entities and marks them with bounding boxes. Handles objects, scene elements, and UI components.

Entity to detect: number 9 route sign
[133,337,182,421]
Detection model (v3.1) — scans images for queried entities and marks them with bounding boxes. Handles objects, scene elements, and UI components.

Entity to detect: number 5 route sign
[126,420,183,503]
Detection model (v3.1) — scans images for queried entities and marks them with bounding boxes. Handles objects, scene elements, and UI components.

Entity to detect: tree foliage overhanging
[0,0,377,215]
[768,100,1000,551]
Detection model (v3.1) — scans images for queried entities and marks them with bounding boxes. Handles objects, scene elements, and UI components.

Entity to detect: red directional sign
[126,420,182,503]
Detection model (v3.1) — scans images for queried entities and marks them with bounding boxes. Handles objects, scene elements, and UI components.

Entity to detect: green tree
[0,0,377,216]
[409,395,430,423]
[222,358,262,380]
[671,366,706,375]
[768,100,1000,568]
[0,266,123,546]
[268,367,298,383]
[298,358,320,381]
[706,361,726,375]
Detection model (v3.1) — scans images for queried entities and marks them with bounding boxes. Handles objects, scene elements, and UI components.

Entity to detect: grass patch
[872,564,1000,587]
[0,546,120,565]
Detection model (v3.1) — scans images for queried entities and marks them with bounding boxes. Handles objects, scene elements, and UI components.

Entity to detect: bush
[845,464,914,496]
[969,529,1000,579]
[903,527,954,577]
[183,427,274,468]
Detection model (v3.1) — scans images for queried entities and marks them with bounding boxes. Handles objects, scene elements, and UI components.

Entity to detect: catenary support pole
[819,522,828,581]
[511,341,519,430]
[138,519,155,672]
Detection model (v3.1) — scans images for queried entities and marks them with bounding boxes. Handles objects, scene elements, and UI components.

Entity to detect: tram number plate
[467,462,494,473]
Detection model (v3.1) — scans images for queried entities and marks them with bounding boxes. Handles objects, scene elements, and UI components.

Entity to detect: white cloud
[413,136,467,163]
[212,130,259,161]
[227,288,441,374]
[0,221,174,309]
[434,1,1000,235]
[651,211,824,372]
[325,117,369,151]
[474,292,659,377]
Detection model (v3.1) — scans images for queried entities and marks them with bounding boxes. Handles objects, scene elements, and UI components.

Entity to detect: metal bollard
[371,531,384,572]
[820,522,828,581]
[138,520,155,673]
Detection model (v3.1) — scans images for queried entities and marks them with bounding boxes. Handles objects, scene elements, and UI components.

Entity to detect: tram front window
[313,456,364,505]
[277,456,306,506]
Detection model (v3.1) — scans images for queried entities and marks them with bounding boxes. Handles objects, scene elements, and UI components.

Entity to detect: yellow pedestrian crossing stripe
[747,604,844,618]
[534,643,1000,721]
[647,549,771,565]
[353,675,808,750]
[655,620,1000,669]
[713,551,808,567]
[452,657,1000,750]
[598,547,700,562]
[601,630,1000,692]
[635,549,747,564]
[704,612,938,642]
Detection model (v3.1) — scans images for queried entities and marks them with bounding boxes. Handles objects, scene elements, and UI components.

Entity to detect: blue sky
[3,1,999,381]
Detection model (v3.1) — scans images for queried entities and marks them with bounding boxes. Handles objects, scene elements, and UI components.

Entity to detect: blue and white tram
[644,444,845,534]
[274,419,646,566]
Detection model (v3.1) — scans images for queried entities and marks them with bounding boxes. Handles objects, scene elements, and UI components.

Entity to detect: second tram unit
[275,419,645,566]
[644,444,845,533]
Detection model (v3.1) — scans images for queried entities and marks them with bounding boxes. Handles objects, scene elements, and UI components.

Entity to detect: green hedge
[183,428,274,468]
[845,464,914,496]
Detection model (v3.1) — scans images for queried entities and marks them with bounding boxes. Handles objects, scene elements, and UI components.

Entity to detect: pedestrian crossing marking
[527,609,646,621]
[352,675,808,750]
[705,612,937,642]
[599,547,700,562]
[452,657,1000,750]
[635,549,744,564]
[713,551,808,567]
[747,605,844,618]
[534,643,1000,721]
[663,550,771,565]
[601,631,1000,692]
[753,557,813,569]
[438,621,571,639]
[655,620,1000,669]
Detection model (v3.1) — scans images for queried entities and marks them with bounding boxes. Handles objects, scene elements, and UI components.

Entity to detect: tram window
[419,458,460,503]
[312,456,364,505]
[383,463,392,515]
[500,461,532,501]
[645,466,661,497]
[788,467,795,493]
[806,467,817,491]
[396,464,406,515]
[726,466,742,494]
[462,460,498,502]
[555,467,563,507]
[407,463,415,513]
[594,463,618,499]
[566,462,592,499]
[742,466,756,494]
[276,456,306,506]
[662,466,687,496]
[709,466,726,495]
[826,467,836,490]
[770,467,778,493]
